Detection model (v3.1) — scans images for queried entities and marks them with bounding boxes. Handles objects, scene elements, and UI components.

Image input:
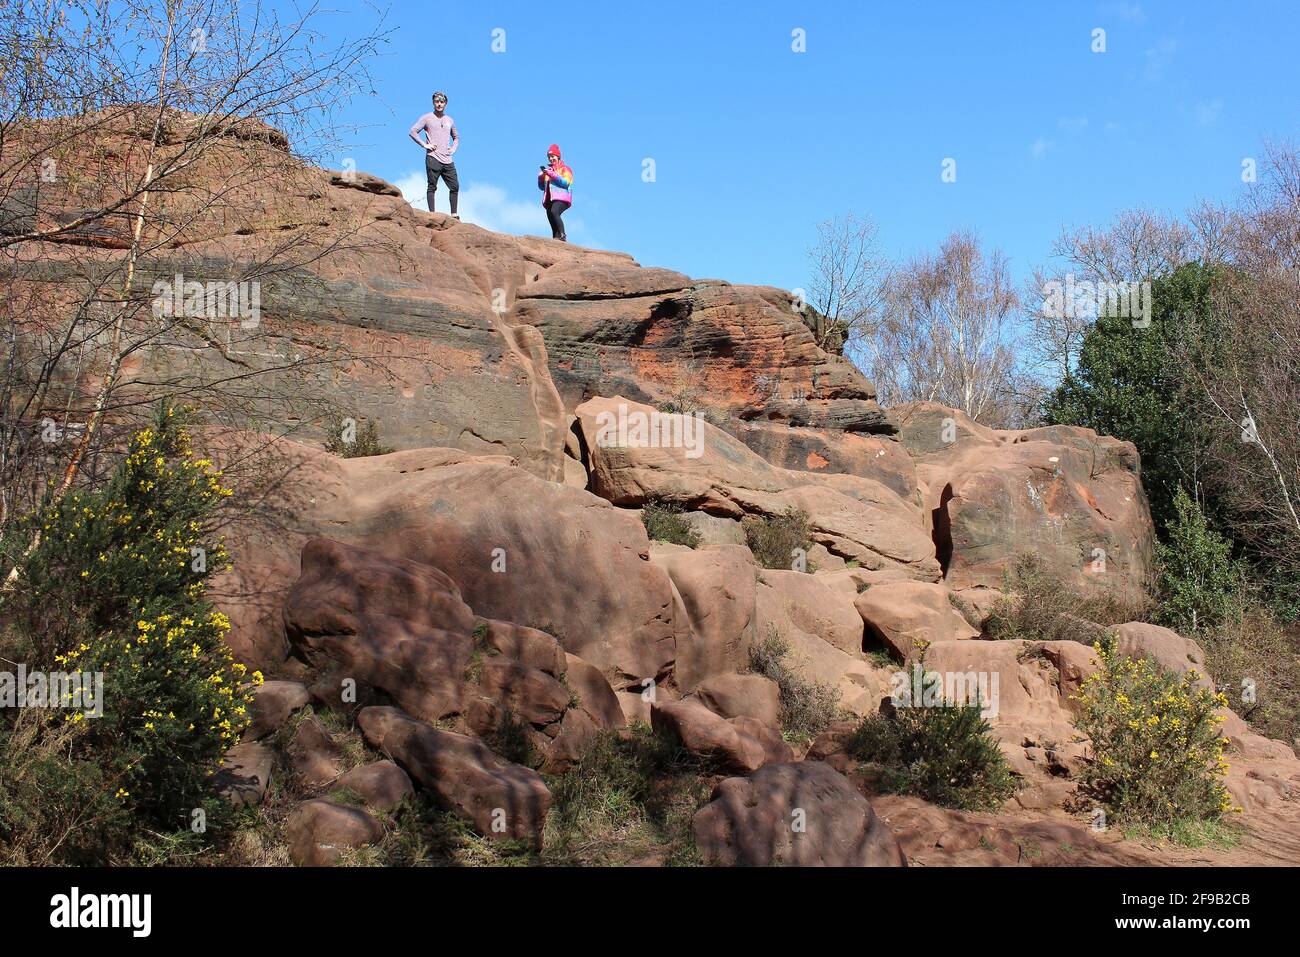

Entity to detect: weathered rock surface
[287,717,344,787]
[214,440,678,683]
[695,672,782,726]
[282,537,621,768]
[894,402,1154,602]
[561,653,627,730]
[1112,621,1212,689]
[755,566,891,715]
[693,762,907,867]
[855,581,980,661]
[213,741,274,807]
[284,538,479,720]
[921,639,1100,769]
[517,274,893,432]
[648,543,758,690]
[246,680,310,740]
[575,396,941,580]
[650,698,768,774]
[286,799,384,867]
[335,760,415,811]
[358,706,551,844]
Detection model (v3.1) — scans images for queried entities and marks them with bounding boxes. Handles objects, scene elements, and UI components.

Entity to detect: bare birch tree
[803,211,888,357]
[0,0,390,550]
[859,230,1025,425]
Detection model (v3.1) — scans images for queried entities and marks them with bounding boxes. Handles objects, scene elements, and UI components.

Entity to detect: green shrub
[640,501,701,548]
[746,631,840,742]
[984,553,1150,642]
[847,690,1016,810]
[0,712,128,865]
[0,405,257,862]
[1155,487,1243,636]
[323,414,392,458]
[1074,637,1235,833]
[1202,605,1300,743]
[743,508,814,571]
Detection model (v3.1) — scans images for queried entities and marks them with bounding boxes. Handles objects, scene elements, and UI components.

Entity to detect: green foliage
[1154,487,1243,635]
[1043,263,1221,532]
[743,507,814,571]
[0,405,257,862]
[1075,638,1235,832]
[543,724,709,866]
[746,631,840,742]
[483,709,538,768]
[1202,605,1300,745]
[0,713,128,865]
[640,501,701,548]
[847,694,1016,810]
[356,794,537,868]
[983,553,1150,642]
[323,414,392,458]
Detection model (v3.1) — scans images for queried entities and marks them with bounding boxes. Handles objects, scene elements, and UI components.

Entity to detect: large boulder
[335,760,414,811]
[283,538,621,768]
[286,799,384,867]
[920,639,1100,780]
[245,680,310,740]
[855,581,980,661]
[650,699,768,774]
[649,543,758,689]
[214,438,680,684]
[894,402,1155,603]
[754,567,890,716]
[284,538,479,721]
[1111,622,1212,689]
[573,396,940,581]
[561,653,627,730]
[358,706,552,844]
[693,762,906,866]
[696,673,782,727]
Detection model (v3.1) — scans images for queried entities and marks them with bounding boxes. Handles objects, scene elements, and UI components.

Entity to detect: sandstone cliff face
[9,109,893,483]
[36,121,1300,869]
[892,402,1155,607]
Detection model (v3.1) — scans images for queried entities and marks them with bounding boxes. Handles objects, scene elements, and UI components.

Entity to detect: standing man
[409,91,460,218]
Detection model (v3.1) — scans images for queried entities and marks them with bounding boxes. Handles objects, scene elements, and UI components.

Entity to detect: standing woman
[538,144,573,242]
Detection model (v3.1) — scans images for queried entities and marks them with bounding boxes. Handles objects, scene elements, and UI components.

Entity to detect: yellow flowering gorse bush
[7,404,257,823]
[1074,638,1237,830]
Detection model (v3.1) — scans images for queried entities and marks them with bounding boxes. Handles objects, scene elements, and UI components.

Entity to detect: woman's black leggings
[545,200,569,241]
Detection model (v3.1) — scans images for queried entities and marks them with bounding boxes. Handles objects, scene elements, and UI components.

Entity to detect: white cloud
[1194,97,1223,126]
[1030,137,1053,160]
[1057,116,1089,135]
[1105,2,1147,24]
[395,171,595,245]
[1143,37,1178,82]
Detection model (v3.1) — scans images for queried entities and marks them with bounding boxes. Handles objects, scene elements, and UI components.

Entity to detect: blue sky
[320,0,1299,293]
